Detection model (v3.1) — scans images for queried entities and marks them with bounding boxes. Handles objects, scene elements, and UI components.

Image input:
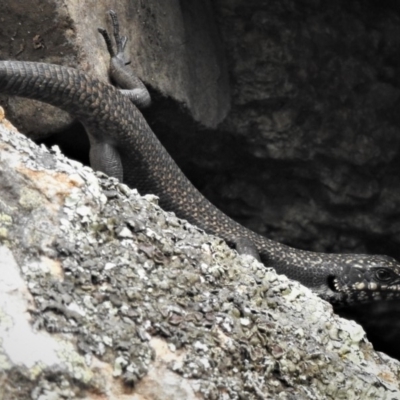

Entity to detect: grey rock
[0,111,400,398]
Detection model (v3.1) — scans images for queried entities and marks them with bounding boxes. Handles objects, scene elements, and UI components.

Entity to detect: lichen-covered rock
[0,112,399,399]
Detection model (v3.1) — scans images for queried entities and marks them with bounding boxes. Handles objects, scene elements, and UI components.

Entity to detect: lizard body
[0,11,400,305]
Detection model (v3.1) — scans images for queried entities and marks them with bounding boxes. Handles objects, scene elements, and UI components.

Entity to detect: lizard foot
[98,10,151,108]
[233,237,261,262]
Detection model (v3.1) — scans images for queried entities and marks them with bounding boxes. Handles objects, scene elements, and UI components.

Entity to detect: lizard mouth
[327,275,342,293]
[328,275,400,305]
[319,276,352,305]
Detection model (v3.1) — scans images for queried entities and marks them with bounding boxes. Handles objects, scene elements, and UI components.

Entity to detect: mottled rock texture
[0,0,400,359]
[1,114,400,399]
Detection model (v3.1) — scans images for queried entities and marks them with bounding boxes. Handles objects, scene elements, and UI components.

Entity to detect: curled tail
[0,61,131,125]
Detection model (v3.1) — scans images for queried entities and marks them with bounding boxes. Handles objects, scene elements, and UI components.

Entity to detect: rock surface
[1,114,400,398]
[1,0,400,361]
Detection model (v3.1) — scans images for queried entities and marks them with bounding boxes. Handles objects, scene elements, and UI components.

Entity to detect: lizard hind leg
[233,237,262,262]
[89,140,124,183]
[98,10,151,109]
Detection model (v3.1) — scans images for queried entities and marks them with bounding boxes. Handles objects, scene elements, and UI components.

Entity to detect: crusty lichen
[0,118,400,399]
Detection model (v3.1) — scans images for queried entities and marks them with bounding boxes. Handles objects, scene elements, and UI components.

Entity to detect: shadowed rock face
[1,0,400,359]
[159,0,400,261]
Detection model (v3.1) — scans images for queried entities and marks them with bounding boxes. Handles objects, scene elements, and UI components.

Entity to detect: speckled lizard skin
[0,11,400,305]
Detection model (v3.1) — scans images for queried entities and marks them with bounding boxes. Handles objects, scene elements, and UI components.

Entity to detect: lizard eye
[374,268,393,282]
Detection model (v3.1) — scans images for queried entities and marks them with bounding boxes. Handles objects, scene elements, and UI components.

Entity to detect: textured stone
[1,113,400,398]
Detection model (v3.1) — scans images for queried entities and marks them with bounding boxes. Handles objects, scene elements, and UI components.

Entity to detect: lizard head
[326,254,400,305]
